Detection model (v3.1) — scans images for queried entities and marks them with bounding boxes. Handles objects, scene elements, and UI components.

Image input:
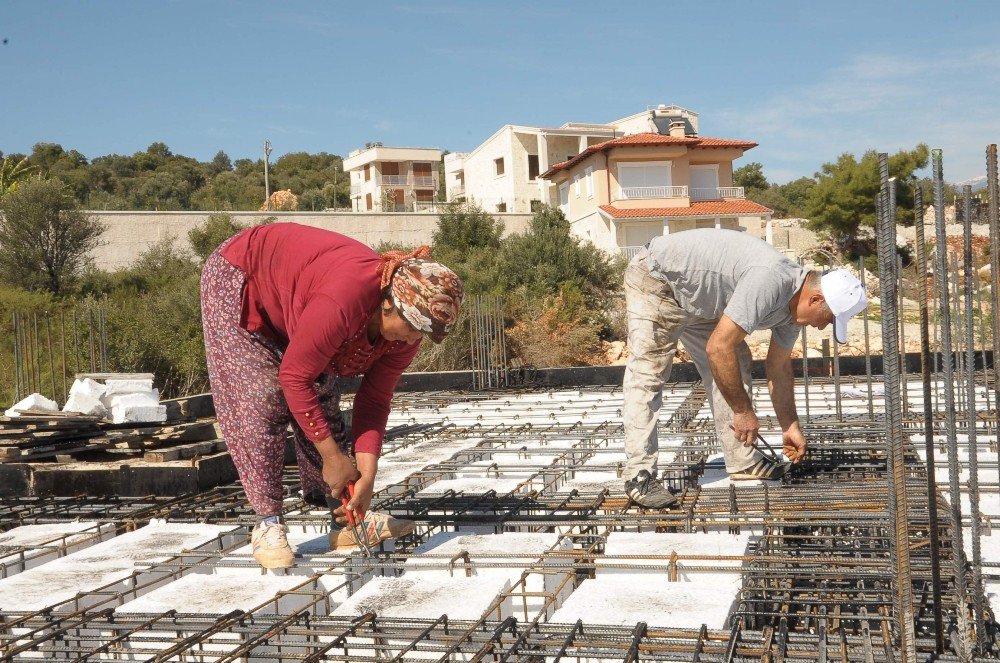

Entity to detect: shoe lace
[261,523,286,548]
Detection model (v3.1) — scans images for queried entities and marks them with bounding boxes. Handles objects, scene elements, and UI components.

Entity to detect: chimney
[668,121,686,138]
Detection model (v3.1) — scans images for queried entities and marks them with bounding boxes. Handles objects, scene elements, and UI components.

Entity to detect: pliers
[340,481,375,557]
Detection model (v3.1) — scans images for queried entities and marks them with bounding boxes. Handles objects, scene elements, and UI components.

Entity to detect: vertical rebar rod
[898,255,908,413]
[876,157,916,662]
[976,272,988,413]
[832,326,842,419]
[499,296,510,387]
[933,148,971,660]
[914,187,946,652]
[45,313,55,400]
[987,145,1000,446]
[88,307,96,373]
[32,313,41,393]
[72,308,80,378]
[60,311,68,403]
[952,254,966,414]
[19,312,29,395]
[12,313,21,402]
[861,258,874,418]
[800,325,810,422]
[99,305,107,372]
[963,185,987,653]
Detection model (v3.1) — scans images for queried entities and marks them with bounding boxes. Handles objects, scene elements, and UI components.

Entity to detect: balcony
[377,174,409,186]
[690,186,745,201]
[414,200,445,213]
[448,184,465,201]
[618,185,688,200]
[621,246,645,260]
[375,174,440,189]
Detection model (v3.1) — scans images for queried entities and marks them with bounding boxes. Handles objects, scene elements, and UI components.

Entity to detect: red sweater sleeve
[278,295,349,443]
[352,340,421,455]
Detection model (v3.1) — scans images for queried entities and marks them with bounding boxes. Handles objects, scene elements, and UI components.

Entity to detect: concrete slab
[0,522,113,576]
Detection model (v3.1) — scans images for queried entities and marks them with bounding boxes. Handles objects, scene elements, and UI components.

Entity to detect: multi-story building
[344,146,442,212]
[538,124,772,257]
[445,105,700,213]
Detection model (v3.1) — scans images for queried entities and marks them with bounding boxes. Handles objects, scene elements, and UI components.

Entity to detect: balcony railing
[621,246,645,260]
[377,174,408,186]
[414,201,445,212]
[690,186,745,201]
[619,185,688,200]
[375,174,440,188]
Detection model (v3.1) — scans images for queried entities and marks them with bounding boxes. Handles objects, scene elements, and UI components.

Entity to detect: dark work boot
[624,470,678,509]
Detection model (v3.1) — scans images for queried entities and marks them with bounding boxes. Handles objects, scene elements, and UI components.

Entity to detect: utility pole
[263,139,272,211]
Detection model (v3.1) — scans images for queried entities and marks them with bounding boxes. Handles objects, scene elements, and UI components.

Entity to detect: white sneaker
[251,520,295,569]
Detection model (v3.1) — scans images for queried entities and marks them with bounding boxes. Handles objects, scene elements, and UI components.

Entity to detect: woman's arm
[351,340,422,456]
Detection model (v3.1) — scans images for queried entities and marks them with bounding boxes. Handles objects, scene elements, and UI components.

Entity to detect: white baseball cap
[820,269,868,343]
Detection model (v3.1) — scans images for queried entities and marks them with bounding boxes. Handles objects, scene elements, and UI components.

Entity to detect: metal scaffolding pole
[914,186,945,653]
[988,145,1000,448]
[875,154,915,662]
[932,148,971,661]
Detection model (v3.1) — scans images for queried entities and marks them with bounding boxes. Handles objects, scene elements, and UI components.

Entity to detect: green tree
[298,188,327,211]
[805,145,929,255]
[733,162,768,194]
[494,205,621,313]
[187,212,247,261]
[0,156,39,198]
[432,201,502,253]
[0,179,105,293]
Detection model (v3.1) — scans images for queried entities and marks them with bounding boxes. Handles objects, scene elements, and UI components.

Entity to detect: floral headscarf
[377,247,464,344]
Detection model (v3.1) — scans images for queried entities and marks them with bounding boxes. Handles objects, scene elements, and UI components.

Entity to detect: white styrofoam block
[598,532,751,586]
[102,379,154,397]
[70,378,107,399]
[110,391,160,409]
[5,393,59,417]
[63,392,107,417]
[116,572,304,614]
[550,575,736,629]
[332,575,510,620]
[0,521,238,612]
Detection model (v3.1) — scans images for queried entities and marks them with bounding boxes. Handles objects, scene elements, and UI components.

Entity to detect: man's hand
[334,473,374,525]
[782,424,808,463]
[731,409,760,446]
[316,438,361,502]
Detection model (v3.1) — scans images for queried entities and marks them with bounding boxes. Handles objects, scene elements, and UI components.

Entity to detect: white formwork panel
[596,532,752,587]
[416,478,525,498]
[0,522,114,576]
[0,521,239,613]
[555,470,623,495]
[549,574,737,630]
[453,452,563,479]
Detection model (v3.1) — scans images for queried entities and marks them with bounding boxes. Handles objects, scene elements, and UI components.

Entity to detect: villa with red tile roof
[538,117,773,258]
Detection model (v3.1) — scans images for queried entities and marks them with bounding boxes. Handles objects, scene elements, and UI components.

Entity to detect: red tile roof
[599,200,773,219]
[541,133,758,178]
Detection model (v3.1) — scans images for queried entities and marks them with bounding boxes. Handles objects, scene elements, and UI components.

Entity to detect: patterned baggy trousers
[200,244,350,517]
[622,249,762,480]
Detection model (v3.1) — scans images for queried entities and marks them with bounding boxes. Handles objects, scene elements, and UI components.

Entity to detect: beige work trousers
[622,250,762,480]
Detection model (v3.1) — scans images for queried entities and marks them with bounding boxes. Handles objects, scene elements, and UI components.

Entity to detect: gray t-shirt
[644,229,806,348]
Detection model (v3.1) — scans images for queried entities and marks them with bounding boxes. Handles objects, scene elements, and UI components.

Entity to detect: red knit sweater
[220,223,420,455]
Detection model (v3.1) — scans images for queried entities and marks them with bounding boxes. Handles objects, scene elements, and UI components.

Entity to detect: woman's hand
[334,473,375,525]
[315,437,360,502]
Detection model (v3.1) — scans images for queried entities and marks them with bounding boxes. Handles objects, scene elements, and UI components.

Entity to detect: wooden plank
[75,372,155,381]
[143,438,227,463]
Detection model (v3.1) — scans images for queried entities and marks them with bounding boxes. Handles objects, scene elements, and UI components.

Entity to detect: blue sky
[2,1,999,183]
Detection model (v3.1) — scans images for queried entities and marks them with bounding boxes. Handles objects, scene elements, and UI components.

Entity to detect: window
[381,161,400,176]
[574,175,581,196]
[617,162,671,198]
[494,157,505,177]
[496,202,507,212]
[530,199,543,212]
[558,183,569,206]
[585,166,594,198]
[412,162,432,176]
[364,164,371,182]
[527,154,539,181]
[365,193,372,210]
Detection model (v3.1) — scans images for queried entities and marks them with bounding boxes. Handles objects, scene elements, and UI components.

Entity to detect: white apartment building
[344,146,442,212]
[445,105,699,213]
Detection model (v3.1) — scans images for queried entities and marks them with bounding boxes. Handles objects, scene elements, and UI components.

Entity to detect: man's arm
[765,339,807,463]
[706,316,757,444]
